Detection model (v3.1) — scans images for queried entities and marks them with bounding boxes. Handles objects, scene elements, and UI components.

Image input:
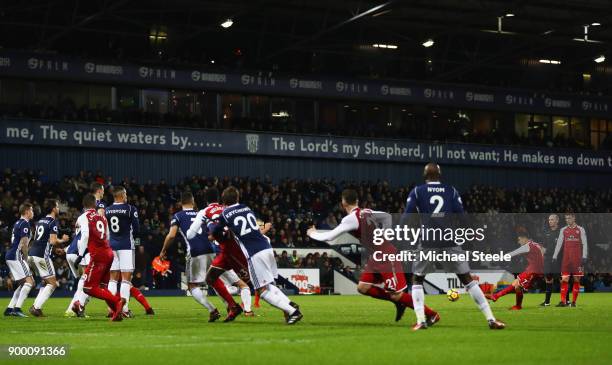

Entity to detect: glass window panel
[570,118,586,145]
[514,114,530,137]
[221,94,242,129]
[591,132,599,148]
[552,116,569,138]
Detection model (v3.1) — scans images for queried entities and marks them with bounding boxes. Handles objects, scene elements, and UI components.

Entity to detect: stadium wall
[2,145,610,189]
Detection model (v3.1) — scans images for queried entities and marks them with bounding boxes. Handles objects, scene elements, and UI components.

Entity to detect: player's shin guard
[120,280,131,311]
[260,285,296,314]
[129,286,152,311]
[240,287,252,312]
[572,281,580,303]
[190,287,216,312]
[8,285,22,309]
[212,278,236,307]
[466,280,495,322]
[34,284,55,309]
[560,281,569,302]
[16,282,32,309]
[411,285,426,324]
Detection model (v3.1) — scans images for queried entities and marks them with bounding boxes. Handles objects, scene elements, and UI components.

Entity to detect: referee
[541,214,561,306]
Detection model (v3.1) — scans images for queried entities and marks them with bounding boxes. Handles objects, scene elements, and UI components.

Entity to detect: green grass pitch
[1,293,611,365]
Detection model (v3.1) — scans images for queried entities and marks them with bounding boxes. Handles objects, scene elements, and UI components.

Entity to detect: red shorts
[517,272,542,290]
[83,250,113,289]
[211,252,249,282]
[561,254,583,277]
[359,259,407,292]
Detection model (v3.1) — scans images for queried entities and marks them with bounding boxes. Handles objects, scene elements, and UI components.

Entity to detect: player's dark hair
[181,191,194,205]
[82,194,97,209]
[222,186,239,205]
[516,226,529,238]
[205,187,220,204]
[19,203,33,216]
[113,186,127,198]
[45,199,59,214]
[91,182,104,193]
[341,189,358,205]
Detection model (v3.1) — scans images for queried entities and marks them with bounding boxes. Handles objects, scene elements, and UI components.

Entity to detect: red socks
[397,292,436,317]
[515,288,523,307]
[130,286,152,311]
[493,285,515,301]
[560,281,569,303]
[254,291,260,308]
[212,279,236,307]
[87,287,120,309]
[572,281,580,303]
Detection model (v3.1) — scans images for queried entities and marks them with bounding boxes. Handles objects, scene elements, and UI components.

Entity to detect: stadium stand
[2,105,610,150]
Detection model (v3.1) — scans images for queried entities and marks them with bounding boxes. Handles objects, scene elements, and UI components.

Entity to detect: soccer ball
[446,289,460,302]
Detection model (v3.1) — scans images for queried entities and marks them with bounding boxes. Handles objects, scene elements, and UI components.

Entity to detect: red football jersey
[78,208,111,257]
[204,203,245,259]
[560,225,585,258]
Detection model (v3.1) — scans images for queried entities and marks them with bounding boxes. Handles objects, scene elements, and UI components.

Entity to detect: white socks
[240,287,252,312]
[16,282,32,309]
[190,287,216,312]
[8,285,22,308]
[120,280,131,311]
[466,280,495,322]
[260,285,295,314]
[108,280,118,295]
[412,284,426,323]
[34,284,56,310]
[76,276,89,306]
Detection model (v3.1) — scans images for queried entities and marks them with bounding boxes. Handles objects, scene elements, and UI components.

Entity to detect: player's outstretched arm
[186,210,205,240]
[307,214,358,243]
[507,244,530,258]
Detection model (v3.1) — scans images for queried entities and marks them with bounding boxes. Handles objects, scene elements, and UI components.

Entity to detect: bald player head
[423,163,441,182]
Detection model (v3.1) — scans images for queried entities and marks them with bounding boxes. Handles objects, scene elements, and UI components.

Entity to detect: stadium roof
[1,0,611,93]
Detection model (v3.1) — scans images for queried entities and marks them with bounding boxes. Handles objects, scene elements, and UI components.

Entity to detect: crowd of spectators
[1,168,611,292]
